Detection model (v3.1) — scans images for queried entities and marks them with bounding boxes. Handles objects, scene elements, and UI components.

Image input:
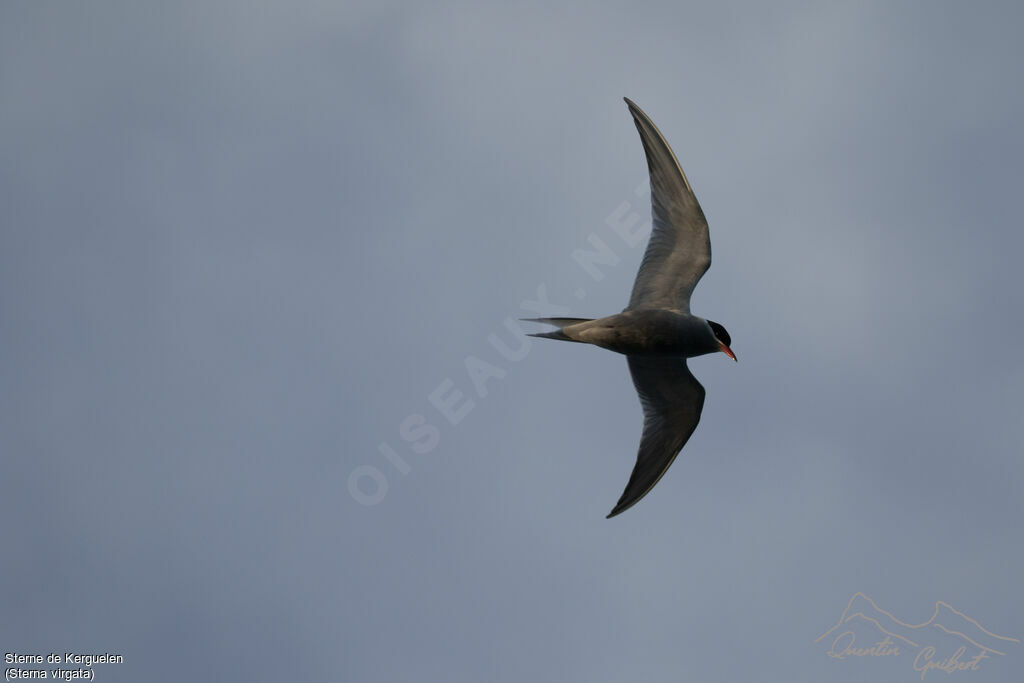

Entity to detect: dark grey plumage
[624,97,711,313]
[527,98,736,518]
[613,356,706,518]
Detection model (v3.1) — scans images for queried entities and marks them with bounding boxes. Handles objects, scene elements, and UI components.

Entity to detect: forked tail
[521,317,594,343]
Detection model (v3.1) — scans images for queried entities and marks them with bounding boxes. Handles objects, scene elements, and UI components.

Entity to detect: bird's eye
[708,321,731,347]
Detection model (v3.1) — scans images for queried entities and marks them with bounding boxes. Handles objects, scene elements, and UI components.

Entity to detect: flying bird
[526,98,736,518]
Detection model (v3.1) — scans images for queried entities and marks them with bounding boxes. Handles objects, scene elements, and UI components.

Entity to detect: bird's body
[528,310,722,358]
[526,98,737,518]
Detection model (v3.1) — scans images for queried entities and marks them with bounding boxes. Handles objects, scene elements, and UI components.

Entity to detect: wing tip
[605,496,637,519]
[625,95,652,115]
[623,97,643,119]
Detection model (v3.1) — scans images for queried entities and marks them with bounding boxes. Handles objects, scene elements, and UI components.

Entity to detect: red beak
[718,340,737,362]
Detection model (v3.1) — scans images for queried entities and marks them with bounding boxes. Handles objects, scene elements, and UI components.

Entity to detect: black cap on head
[707,320,731,347]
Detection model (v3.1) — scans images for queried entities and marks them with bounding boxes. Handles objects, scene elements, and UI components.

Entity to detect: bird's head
[707,320,736,361]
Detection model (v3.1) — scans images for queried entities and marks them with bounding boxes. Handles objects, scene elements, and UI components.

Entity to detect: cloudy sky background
[2,2,1022,681]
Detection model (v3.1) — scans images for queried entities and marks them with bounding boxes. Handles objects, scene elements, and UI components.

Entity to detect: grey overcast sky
[2,2,1023,682]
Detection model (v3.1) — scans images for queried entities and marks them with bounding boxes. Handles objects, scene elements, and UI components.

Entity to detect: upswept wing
[607,355,706,518]
[624,98,711,312]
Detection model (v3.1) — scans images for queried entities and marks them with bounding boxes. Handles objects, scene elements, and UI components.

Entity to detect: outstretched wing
[624,98,711,313]
[607,355,706,518]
